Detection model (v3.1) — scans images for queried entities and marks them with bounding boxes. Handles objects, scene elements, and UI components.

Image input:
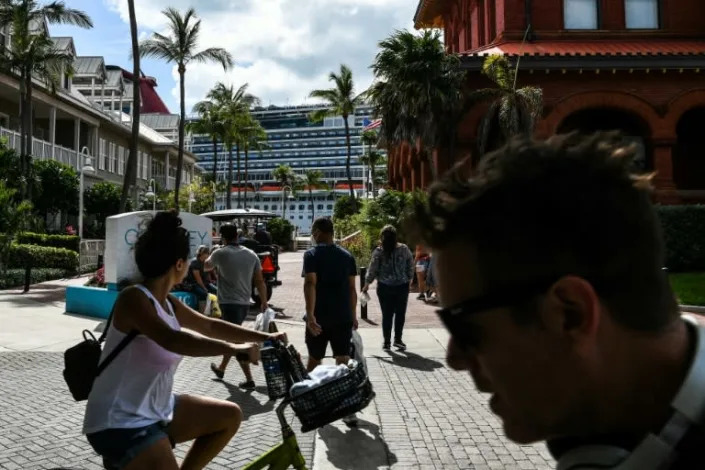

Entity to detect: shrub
[655,205,705,272]
[6,243,79,271]
[0,268,69,290]
[16,232,80,252]
[333,195,360,219]
[268,218,295,248]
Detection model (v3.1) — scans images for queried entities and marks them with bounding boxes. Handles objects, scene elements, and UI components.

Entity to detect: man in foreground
[414,132,704,469]
[207,223,269,390]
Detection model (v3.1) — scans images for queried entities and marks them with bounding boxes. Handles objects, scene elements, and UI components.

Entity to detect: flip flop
[210,363,224,380]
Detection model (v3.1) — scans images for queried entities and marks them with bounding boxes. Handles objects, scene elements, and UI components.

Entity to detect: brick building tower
[391,0,705,203]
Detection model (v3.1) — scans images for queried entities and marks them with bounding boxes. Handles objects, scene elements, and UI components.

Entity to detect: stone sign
[104,211,212,286]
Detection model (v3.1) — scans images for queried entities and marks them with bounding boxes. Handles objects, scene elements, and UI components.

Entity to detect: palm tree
[241,119,268,210]
[359,150,385,199]
[309,64,364,204]
[138,7,233,208]
[360,129,377,197]
[470,54,543,156]
[0,0,93,198]
[120,0,139,213]
[188,100,223,184]
[368,30,466,181]
[272,164,299,220]
[302,170,328,220]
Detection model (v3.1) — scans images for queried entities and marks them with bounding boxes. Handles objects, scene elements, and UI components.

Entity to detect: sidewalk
[0,271,553,469]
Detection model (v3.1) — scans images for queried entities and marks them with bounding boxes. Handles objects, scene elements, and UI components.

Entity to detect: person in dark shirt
[184,245,217,301]
[303,217,357,372]
[254,223,273,246]
[413,132,705,469]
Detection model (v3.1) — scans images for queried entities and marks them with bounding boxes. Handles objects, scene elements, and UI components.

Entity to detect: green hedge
[268,218,295,248]
[656,205,705,272]
[16,232,80,252]
[0,268,68,290]
[6,243,79,271]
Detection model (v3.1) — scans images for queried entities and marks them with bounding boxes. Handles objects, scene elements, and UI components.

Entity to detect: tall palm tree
[241,119,267,209]
[359,150,385,199]
[309,64,364,204]
[470,54,543,156]
[0,0,93,198]
[188,100,223,184]
[120,0,139,213]
[302,170,328,220]
[360,129,377,197]
[138,7,233,208]
[272,164,299,220]
[368,30,466,181]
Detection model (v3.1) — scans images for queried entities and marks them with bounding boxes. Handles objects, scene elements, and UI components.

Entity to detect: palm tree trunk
[371,164,376,199]
[282,187,287,219]
[18,68,26,199]
[343,114,355,204]
[236,144,242,208]
[244,145,249,209]
[211,137,218,208]
[424,146,438,181]
[120,0,140,214]
[25,74,34,200]
[226,146,233,209]
[366,141,371,198]
[175,66,186,209]
[309,188,314,220]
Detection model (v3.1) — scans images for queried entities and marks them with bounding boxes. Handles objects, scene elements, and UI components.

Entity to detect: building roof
[74,56,106,77]
[51,36,75,55]
[141,113,179,130]
[414,0,446,28]
[105,68,124,88]
[464,39,705,57]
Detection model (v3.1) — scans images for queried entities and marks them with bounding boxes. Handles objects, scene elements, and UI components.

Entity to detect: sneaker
[210,363,225,380]
[239,380,256,391]
[342,414,358,426]
[393,339,407,351]
[383,341,391,350]
[416,293,426,301]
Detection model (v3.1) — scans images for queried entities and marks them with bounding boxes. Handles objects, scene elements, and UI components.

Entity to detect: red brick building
[391,0,705,202]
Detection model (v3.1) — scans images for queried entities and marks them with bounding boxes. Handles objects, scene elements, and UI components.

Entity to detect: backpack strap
[95,296,140,377]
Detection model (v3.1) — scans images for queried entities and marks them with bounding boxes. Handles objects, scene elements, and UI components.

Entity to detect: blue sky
[52,0,415,114]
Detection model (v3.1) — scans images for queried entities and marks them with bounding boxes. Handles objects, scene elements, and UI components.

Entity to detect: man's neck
[593,318,693,437]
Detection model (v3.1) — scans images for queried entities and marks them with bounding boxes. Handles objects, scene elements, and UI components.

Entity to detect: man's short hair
[220,223,237,242]
[413,131,678,332]
[312,217,334,234]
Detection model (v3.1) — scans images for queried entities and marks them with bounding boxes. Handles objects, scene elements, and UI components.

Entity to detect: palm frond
[41,2,93,28]
[190,47,234,70]
[308,109,330,123]
[138,39,178,62]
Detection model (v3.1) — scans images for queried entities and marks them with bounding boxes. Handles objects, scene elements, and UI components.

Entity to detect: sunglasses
[436,277,562,349]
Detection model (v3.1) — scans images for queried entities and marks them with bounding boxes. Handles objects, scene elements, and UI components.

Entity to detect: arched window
[625,0,659,29]
[564,0,598,29]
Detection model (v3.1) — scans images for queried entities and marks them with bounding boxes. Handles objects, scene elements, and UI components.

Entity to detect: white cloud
[103,0,415,111]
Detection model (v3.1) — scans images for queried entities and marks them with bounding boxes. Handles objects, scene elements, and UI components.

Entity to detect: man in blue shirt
[303,217,358,372]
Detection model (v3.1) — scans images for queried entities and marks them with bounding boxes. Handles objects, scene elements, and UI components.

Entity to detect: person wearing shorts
[415,245,431,301]
[303,217,358,372]
[205,223,268,390]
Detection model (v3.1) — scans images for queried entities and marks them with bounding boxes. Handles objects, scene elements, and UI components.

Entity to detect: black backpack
[63,307,138,402]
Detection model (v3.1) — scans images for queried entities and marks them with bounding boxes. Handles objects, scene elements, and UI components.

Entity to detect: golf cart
[200,208,282,304]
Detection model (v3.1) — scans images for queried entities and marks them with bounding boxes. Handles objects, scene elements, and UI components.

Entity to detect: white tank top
[83,285,183,434]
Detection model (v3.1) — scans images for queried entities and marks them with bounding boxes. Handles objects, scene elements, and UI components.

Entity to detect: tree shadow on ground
[318,418,397,470]
[378,349,445,372]
[219,379,275,420]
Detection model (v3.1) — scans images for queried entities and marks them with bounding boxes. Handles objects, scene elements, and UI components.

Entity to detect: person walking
[206,223,269,390]
[414,244,431,301]
[303,217,358,372]
[83,210,286,469]
[361,225,414,351]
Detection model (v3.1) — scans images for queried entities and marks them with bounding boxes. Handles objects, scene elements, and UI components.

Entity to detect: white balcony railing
[0,126,81,172]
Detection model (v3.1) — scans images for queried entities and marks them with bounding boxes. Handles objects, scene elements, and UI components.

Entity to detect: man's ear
[540,276,601,348]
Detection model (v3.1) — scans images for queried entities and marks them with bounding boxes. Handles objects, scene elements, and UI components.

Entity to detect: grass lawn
[670,272,705,306]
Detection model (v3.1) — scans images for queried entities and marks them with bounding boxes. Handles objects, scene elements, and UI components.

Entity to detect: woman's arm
[406,245,415,282]
[363,249,380,291]
[115,287,246,357]
[169,294,287,344]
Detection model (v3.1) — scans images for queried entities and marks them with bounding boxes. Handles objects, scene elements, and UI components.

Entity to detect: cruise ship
[187,104,384,233]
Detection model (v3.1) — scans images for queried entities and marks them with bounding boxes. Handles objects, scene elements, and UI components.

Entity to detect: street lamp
[188,190,196,213]
[78,146,95,243]
[145,178,156,211]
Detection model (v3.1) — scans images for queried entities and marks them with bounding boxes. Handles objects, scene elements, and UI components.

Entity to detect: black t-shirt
[303,244,357,326]
[186,258,206,286]
[255,230,272,245]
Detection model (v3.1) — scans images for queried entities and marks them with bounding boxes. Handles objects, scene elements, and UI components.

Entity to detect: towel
[290,361,356,397]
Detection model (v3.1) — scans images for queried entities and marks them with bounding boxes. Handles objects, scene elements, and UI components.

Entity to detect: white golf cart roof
[200,208,279,222]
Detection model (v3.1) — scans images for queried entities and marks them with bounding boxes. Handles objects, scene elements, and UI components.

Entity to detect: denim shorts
[86,421,174,469]
[221,303,250,325]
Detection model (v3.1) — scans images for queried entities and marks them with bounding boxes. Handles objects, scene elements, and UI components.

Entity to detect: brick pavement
[271,251,443,329]
[0,351,552,469]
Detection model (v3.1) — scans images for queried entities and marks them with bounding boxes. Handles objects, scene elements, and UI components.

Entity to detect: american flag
[362,118,382,131]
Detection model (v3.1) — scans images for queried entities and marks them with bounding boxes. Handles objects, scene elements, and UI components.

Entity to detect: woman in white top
[83,211,286,469]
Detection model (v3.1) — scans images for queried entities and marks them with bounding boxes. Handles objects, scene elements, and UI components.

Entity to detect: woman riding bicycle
[83,210,286,469]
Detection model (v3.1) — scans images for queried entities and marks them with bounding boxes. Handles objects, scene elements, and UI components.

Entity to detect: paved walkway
[0,252,554,469]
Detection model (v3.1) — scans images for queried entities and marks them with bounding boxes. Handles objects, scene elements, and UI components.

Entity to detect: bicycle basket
[290,362,375,433]
[261,343,308,400]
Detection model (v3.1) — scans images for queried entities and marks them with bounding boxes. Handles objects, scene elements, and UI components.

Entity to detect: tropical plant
[32,159,79,226]
[470,54,543,156]
[368,30,466,180]
[138,7,234,208]
[0,0,93,198]
[241,119,268,209]
[0,180,32,268]
[168,177,214,214]
[267,217,295,248]
[333,194,359,220]
[359,129,385,199]
[272,164,300,220]
[188,100,223,186]
[84,182,127,238]
[302,170,329,220]
[309,64,364,204]
[120,0,140,213]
